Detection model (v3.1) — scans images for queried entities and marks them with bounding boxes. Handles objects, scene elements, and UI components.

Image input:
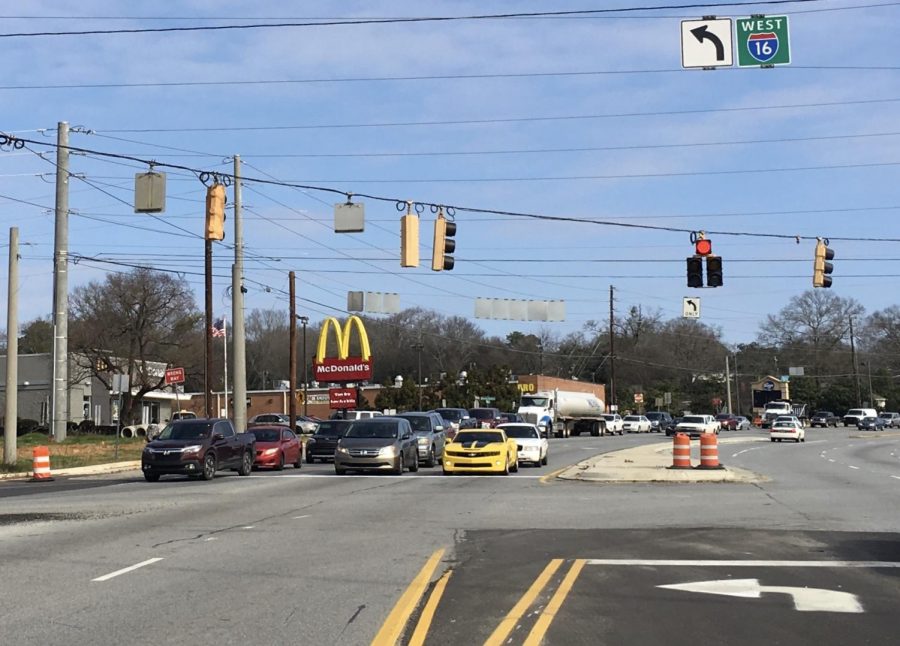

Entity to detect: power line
[0,2,825,38]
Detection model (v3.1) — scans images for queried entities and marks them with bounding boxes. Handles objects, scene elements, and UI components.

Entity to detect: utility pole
[725,354,733,414]
[733,353,742,416]
[231,155,247,431]
[51,121,70,441]
[204,239,213,417]
[289,271,297,431]
[412,341,424,409]
[4,227,19,465]
[609,285,616,410]
[849,315,861,407]
[299,316,309,416]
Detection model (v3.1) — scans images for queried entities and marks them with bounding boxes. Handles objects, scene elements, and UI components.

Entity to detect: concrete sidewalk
[556,437,767,484]
[0,460,140,481]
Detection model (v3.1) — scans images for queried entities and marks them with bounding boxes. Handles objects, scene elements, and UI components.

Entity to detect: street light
[299,315,309,416]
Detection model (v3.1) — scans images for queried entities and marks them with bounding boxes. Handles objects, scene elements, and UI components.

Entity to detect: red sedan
[249,426,302,470]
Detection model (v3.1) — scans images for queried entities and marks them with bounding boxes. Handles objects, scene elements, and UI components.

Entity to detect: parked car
[770,418,805,442]
[249,425,302,470]
[843,408,877,426]
[339,410,384,421]
[715,413,735,431]
[442,429,519,475]
[646,411,674,433]
[498,423,548,467]
[305,420,352,463]
[622,415,652,433]
[878,412,900,428]
[334,418,418,475]
[141,418,255,481]
[171,410,197,421]
[810,411,840,428]
[601,413,625,435]
[857,416,886,431]
[431,407,474,435]
[248,412,317,434]
[396,412,447,467]
[468,407,504,429]
[675,415,719,437]
[726,416,752,431]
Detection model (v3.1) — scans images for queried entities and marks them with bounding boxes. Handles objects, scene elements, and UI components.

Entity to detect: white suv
[843,408,877,426]
[601,414,624,435]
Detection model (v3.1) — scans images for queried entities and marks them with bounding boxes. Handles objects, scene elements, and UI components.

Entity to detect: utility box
[134,172,166,213]
[334,201,364,233]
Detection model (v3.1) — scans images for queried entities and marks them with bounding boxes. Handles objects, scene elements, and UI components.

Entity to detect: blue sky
[1,0,899,346]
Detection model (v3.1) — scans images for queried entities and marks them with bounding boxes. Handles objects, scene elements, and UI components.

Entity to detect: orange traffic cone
[31,446,53,481]
[669,433,692,469]
[696,433,724,470]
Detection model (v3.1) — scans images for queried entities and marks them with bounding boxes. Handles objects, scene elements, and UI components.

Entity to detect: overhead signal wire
[0,2,825,38]
[8,134,900,244]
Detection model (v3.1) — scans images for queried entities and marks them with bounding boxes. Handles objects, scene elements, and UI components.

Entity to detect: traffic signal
[687,257,703,288]
[695,238,712,256]
[205,184,226,240]
[431,213,456,271]
[706,256,723,287]
[400,211,419,267]
[813,240,834,288]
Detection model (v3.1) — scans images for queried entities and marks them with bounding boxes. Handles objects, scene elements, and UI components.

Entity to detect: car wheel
[426,447,436,468]
[511,458,519,473]
[409,451,419,473]
[334,465,346,475]
[502,458,510,476]
[238,451,253,476]
[275,452,285,471]
[541,452,548,466]
[143,471,160,482]
[770,438,775,442]
[394,453,405,475]
[293,450,302,469]
[306,454,315,464]
[200,453,217,481]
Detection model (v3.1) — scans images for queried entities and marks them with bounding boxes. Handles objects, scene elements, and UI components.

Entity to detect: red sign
[164,367,185,385]
[329,388,357,409]
[314,357,373,382]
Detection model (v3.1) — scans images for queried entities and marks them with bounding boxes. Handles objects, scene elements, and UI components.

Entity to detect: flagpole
[223,316,229,420]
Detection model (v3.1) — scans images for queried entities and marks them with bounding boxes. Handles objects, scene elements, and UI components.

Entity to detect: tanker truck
[517,390,607,438]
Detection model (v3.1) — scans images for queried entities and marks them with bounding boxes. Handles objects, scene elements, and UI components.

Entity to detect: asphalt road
[1,428,898,645]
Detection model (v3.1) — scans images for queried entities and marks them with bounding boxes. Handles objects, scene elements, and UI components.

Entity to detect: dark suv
[305,419,351,463]
[645,411,674,433]
[142,418,255,481]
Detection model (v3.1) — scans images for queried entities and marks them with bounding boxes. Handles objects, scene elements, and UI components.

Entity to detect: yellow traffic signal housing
[400,213,419,267]
[813,240,834,288]
[205,184,227,240]
[431,215,456,271]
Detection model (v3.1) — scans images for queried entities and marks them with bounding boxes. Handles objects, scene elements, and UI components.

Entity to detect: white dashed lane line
[848,465,860,470]
[92,558,164,582]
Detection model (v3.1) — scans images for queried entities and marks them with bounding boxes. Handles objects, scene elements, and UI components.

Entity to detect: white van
[843,408,877,426]
[342,411,384,420]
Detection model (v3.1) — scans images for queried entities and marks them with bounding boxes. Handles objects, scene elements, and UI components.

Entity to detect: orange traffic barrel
[697,433,724,470]
[31,446,54,481]
[669,433,692,469]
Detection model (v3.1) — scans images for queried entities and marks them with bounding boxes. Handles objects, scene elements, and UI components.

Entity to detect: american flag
[211,317,226,338]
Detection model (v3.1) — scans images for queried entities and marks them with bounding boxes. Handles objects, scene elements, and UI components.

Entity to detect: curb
[0,460,141,481]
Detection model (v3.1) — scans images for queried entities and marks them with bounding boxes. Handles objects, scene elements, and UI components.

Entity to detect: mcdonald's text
[314,358,373,382]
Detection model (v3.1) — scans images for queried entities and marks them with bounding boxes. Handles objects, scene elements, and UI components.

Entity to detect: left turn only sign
[681,19,733,68]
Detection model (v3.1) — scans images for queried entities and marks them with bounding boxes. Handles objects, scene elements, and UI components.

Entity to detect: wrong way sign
[681,18,733,68]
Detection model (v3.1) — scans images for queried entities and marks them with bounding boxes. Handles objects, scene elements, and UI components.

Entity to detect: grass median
[0,433,145,473]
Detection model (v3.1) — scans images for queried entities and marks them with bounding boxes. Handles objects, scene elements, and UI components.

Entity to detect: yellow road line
[408,569,452,646]
[539,465,568,484]
[483,559,564,646]
[371,548,446,646]
[523,559,586,646]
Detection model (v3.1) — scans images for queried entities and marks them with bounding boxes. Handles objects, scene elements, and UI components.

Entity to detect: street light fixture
[299,315,309,416]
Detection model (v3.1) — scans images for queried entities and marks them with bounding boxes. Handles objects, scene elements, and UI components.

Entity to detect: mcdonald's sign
[314,315,373,382]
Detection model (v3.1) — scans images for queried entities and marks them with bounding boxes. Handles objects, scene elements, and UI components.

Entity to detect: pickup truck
[674,414,719,438]
[141,418,255,481]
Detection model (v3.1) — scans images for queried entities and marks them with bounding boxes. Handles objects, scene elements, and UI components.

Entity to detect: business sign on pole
[314,316,374,382]
[736,15,791,66]
[681,18,733,69]
[329,388,357,409]
[164,367,185,385]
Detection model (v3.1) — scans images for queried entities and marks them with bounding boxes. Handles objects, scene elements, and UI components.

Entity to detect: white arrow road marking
[658,579,863,613]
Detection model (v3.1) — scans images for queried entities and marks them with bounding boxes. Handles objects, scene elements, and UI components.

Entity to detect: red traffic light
[695,239,712,256]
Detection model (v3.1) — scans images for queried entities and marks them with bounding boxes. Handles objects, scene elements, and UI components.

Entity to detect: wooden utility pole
[289,271,297,430]
[204,238,213,417]
[849,315,861,407]
[609,285,616,410]
[4,227,19,465]
[51,122,70,441]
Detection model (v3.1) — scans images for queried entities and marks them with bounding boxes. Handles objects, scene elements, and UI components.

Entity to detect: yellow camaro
[442,429,519,475]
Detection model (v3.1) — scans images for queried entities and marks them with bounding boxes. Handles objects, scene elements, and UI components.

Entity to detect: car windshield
[814,412,831,417]
[602,415,616,421]
[646,413,663,420]
[250,429,281,442]
[520,396,549,408]
[847,410,864,416]
[345,421,400,439]
[681,416,705,424]
[624,416,641,422]
[469,409,496,420]
[399,415,432,432]
[435,409,462,421]
[255,414,285,423]
[879,413,892,418]
[454,431,504,444]
[157,421,212,440]
[315,422,350,437]
[500,425,538,439]
[861,417,877,423]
